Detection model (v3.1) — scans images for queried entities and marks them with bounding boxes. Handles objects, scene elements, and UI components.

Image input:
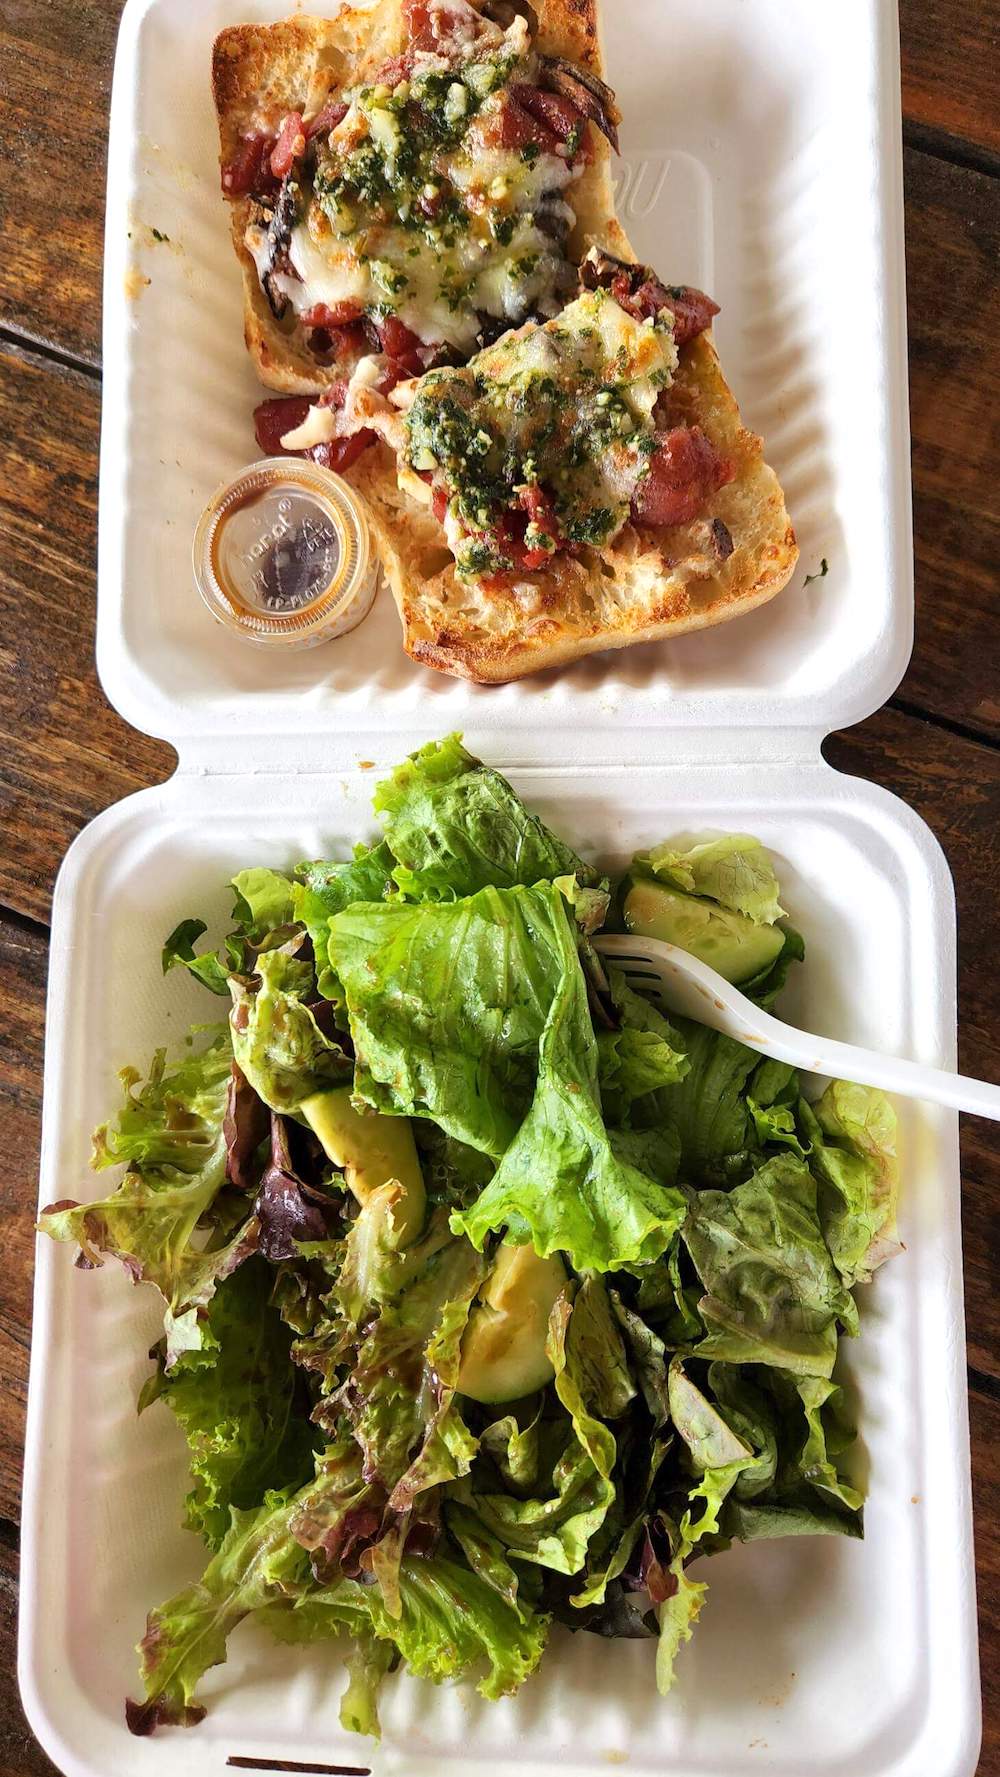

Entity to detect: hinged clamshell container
[18,1,980,1775]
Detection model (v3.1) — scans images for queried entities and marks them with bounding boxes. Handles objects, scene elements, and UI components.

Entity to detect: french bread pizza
[213,0,797,682]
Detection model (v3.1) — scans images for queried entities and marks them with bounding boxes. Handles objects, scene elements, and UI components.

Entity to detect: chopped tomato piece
[306,319,368,365]
[497,92,560,154]
[301,301,364,328]
[631,425,735,528]
[372,51,416,87]
[432,486,449,524]
[377,314,427,375]
[221,133,277,197]
[376,362,406,396]
[311,430,377,472]
[253,396,375,469]
[518,484,561,565]
[270,111,306,178]
[305,100,348,139]
[403,0,463,47]
[512,84,583,142]
[253,396,313,455]
[605,268,719,343]
[659,285,719,345]
[402,0,433,36]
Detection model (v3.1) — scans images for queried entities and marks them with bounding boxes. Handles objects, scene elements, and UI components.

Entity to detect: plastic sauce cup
[193,457,380,648]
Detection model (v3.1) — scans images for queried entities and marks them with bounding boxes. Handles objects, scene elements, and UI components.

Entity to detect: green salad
[40,735,901,1739]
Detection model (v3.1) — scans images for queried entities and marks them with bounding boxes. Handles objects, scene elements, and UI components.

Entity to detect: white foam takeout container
[18,0,981,1774]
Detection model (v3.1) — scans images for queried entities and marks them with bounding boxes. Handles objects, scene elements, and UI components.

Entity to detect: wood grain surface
[0,1,997,1772]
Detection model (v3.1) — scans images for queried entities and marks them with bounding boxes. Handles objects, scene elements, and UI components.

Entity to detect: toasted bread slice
[213,0,619,394]
[350,328,795,681]
[213,0,797,682]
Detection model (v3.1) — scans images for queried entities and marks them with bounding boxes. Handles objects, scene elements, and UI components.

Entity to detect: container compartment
[98,0,910,748]
[20,761,979,1777]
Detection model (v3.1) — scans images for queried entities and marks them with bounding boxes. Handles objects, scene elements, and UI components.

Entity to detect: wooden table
[0,1,997,1770]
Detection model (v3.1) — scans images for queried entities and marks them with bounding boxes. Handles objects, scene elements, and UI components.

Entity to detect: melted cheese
[248,12,580,356]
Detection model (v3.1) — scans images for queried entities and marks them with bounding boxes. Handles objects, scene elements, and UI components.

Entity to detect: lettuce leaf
[449,892,686,1270]
[141,1258,317,1549]
[230,868,297,940]
[328,883,566,1156]
[297,1200,485,1506]
[293,842,396,1000]
[162,869,297,996]
[633,834,785,924]
[651,1022,762,1180]
[455,1283,622,1577]
[374,733,596,901]
[330,879,685,1271]
[39,1034,257,1364]
[597,967,689,1125]
[268,1546,549,1715]
[229,947,352,1113]
[128,1481,312,1733]
[90,1032,232,1173]
[682,1154,858,1377]
[609,1293,671,1427]
[800,1082,901,1283]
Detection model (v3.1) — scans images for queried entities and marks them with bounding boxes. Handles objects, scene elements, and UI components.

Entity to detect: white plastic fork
[594,933,1000,1120]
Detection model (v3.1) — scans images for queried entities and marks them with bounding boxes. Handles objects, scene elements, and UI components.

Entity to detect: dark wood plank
[0,1527,60,1777]
[0,915,47,1529]
[0,0,120,364]
[0,341,173,926]
[900,147,1000,743]
[900,0,1000,163]
[971,1384,1000,1777]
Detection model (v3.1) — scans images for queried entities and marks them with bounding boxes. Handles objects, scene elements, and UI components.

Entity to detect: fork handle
[754,1018,1000,1121]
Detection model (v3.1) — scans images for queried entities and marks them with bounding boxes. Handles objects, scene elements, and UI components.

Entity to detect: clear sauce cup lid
[193,457,380,648]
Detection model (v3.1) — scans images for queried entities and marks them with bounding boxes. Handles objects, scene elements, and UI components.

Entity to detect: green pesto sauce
[404,304,673,580]
[312,51,517,258]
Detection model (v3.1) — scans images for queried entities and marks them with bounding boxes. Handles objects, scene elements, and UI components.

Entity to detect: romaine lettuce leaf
[449,892,687,1270]
[374,733,597,900]
[293,842,396,1000]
